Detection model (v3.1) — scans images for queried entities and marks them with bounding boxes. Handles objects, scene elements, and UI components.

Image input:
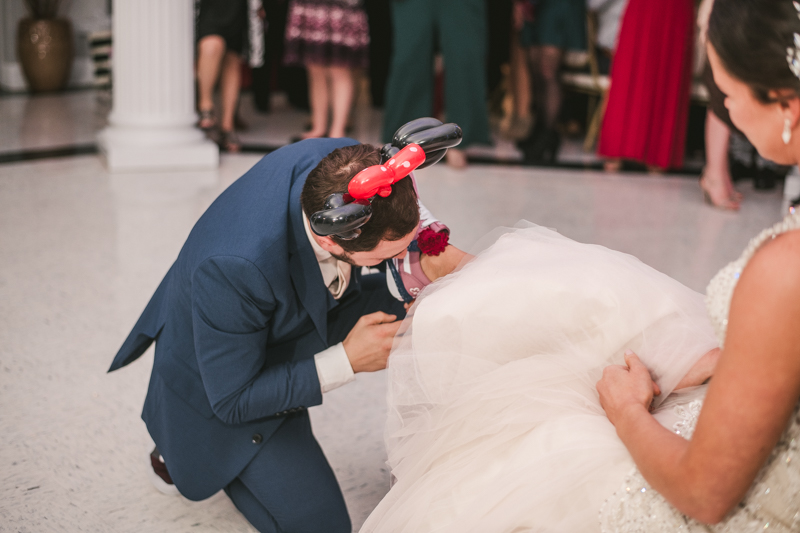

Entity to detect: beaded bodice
[706,212,800,348]
[600,213,800,532]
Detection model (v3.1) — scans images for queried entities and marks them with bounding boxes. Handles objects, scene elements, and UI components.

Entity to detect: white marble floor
[0,89,791,533]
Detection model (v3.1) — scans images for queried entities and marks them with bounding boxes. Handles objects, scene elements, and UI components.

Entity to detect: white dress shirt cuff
[314,342,355,393]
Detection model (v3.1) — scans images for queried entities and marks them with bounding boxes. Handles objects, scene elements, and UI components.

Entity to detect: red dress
[598,0,695,170]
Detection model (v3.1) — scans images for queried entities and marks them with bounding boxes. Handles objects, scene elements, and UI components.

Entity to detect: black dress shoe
[520,128,561,165]
[149,447,180,495]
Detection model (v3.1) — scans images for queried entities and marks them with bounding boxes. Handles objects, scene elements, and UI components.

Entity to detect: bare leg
[701,110,741,210]
[219,51,241,132]
[445,148,468,169]
[217,50,242,152]
[196,35,226,127]
[304,63,330,139]
[328,66,354,139]
[604,159,622,172]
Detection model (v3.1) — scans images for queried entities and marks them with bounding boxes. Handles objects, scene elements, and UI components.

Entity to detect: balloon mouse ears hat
[309,118,462,239]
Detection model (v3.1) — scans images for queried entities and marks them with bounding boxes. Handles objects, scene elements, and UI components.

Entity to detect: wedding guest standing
[284,0,370,140]
[196,0,250,152]
[598,0,695,172]
[697,0,742,210]
[381,0,491,169]
[515,0,586,164]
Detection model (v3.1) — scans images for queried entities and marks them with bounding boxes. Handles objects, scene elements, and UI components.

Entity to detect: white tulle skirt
[360,224,718,533]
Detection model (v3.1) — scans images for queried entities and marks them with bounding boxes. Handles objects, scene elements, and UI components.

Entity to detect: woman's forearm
[613,405,735,523]
[674,348,720,390]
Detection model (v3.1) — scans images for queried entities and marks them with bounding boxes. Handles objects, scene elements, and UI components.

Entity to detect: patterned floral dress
[283,0,369,69]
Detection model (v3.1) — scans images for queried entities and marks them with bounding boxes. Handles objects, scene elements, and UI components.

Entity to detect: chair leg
[583,90,609,152]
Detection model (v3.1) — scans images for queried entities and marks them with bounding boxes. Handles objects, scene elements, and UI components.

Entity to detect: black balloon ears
[309,192,372,239]
[309,118,462,239]
[381,118,463,169]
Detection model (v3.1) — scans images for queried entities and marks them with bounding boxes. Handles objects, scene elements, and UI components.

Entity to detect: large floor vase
[17,18,74,93]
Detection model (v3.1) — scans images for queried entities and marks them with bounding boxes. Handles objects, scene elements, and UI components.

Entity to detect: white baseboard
[0,62,27,92]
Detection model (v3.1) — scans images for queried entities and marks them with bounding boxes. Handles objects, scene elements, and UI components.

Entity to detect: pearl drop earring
[784,118,793,145]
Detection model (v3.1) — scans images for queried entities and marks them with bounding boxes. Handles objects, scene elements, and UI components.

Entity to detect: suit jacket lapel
[288,183,332,345]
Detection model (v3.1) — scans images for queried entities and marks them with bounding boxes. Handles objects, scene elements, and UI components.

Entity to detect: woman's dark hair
[708,0,800,103]
[301,144,420,253]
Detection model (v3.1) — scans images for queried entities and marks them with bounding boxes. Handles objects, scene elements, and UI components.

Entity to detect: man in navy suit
[108,138,464,532]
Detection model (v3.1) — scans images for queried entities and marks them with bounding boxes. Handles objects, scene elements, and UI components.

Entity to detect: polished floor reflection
[0,149,786,532]
[0,89,612,168]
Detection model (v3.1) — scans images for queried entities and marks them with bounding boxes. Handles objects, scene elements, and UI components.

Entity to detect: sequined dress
[600,212,800,532]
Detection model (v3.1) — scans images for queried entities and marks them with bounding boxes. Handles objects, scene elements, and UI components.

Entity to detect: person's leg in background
[329,66,355,138]
[225,413,351,533]
[219,49,242,151]
[196,35,226,130]
[531,44,563,162]
[381,0,436,143]
[304,63,331,139]
[437,0,491,169]
[508,30,533,140]
[701,109,741,210]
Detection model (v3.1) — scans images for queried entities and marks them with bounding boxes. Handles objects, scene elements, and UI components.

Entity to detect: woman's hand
[597,350,662,427]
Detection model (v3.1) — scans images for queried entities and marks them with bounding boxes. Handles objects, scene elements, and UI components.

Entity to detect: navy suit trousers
[224,274,404,532]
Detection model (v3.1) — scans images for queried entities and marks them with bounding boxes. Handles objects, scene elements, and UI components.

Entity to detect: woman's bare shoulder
[742,228,800,291]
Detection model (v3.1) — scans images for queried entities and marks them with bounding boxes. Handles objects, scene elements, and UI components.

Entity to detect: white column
[99,0,218,171]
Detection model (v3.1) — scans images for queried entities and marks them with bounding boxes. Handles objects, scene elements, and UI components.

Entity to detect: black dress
[196,0,248,54]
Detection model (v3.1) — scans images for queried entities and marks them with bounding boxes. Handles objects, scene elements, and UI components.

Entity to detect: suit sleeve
[191,255,323,425]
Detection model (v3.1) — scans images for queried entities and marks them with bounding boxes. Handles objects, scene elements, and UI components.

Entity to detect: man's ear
[316,235,341,253]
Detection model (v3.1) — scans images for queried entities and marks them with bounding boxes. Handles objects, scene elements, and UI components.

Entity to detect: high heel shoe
[197,108,215,131]
[700,176,741,211]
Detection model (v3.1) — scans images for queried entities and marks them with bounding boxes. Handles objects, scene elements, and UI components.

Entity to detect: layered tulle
[361,223,717,532]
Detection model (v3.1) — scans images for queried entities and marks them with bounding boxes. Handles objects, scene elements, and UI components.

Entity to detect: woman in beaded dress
[597,0,800,529]
[360,1,800,531]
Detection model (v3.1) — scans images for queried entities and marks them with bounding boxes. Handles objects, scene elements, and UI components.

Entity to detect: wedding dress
[360,216,800,533]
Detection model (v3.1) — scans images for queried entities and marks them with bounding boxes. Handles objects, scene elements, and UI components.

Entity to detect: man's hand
[342,311,402,373]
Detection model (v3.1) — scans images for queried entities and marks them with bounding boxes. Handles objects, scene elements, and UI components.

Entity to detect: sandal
[198,108,216,130]
[700,176,741,211]
[219,129,241,153]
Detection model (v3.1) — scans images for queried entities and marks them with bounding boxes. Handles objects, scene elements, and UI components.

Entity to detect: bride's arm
[598,233,800,524]
[419,245,471,282]
[674,347,720,390]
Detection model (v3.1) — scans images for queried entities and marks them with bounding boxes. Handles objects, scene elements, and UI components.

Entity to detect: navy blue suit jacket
[109,138,363,500]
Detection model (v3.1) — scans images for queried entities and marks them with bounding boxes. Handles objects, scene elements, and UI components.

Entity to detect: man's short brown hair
[301,144,420,253]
